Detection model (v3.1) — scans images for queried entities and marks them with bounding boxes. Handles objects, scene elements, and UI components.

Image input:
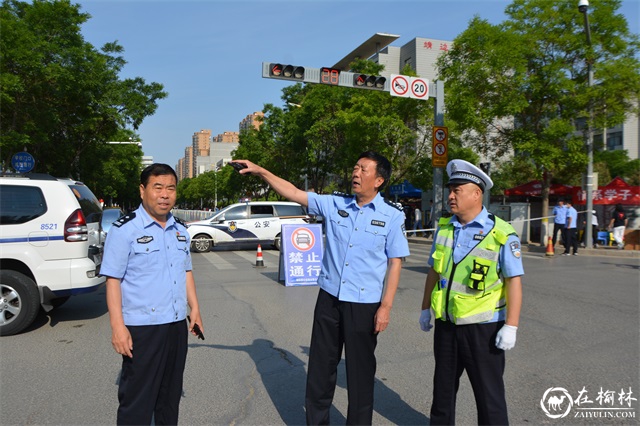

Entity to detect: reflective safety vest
[431,215,516,325]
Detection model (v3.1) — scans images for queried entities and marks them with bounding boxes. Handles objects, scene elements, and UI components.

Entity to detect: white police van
[186,201,310,252]
[0,173,105,335]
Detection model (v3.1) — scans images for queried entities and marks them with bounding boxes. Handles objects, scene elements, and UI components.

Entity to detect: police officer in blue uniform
[235,151,410,425]
[419,159,524,425]
[101,163,204,425]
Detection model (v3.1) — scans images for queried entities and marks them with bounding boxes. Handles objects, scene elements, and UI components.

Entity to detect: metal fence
[172,209,215,222]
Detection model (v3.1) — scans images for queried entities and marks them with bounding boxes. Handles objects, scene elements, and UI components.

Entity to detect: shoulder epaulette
[384,199,403,212]
[174,217,187,228]
[113,212,136,228]
[332,191,351,198]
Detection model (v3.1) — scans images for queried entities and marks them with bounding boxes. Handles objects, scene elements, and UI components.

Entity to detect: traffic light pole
[263,62,446,226]
[432,80,445,228]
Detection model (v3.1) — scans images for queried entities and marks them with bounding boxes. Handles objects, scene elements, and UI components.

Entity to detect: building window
[606,131,623,151]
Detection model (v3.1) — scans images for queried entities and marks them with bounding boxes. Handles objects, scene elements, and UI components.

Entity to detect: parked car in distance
[100,207,125,243]
[0,173,105,336]
[186,201,310,252]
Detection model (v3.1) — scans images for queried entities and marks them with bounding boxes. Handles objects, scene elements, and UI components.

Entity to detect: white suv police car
[186,201,310,252]
[0,173,105,335]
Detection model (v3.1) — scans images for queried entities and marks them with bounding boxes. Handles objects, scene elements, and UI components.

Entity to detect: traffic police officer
[102,163,204,425]
[419,159,524,425]
[234,151,410,425]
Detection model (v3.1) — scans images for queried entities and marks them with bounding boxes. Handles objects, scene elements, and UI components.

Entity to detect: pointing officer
[234,151,410,425]
[101,163,203,425]
[419,159,524,425]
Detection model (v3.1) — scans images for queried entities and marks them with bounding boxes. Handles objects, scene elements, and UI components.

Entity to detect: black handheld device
[187,316,205,340]
[229,162,249,173]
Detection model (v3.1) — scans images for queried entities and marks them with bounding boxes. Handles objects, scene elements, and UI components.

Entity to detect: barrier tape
[403,209,593,235]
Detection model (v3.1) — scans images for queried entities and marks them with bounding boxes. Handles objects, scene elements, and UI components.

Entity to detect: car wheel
[191,234,212,253]
[274,235,282,251]
[0,270,40,336]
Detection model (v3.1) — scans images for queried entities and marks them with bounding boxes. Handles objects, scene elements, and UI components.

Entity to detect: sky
[76,0,640,167]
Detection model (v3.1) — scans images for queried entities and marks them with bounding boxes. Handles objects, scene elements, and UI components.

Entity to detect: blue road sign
[11,152,35,173]
[279,224,323,287]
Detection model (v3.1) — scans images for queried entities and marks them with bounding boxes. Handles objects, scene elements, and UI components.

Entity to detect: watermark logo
[540,387,573,419]
[541,386,637,420]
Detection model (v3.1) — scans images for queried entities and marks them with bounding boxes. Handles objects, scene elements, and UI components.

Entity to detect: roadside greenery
[1,0,165,207]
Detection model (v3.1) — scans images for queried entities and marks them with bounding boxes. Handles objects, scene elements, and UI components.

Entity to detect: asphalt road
[1,243,638,425]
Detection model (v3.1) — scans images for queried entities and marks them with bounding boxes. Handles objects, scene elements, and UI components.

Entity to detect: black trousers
[430,320,508,426]
[552,223,565,247]
[563,228,578,254]
[117,320,188,425]
[305,289,380,425]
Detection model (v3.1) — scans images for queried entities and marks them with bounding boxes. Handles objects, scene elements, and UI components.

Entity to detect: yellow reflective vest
[431,215,516,325]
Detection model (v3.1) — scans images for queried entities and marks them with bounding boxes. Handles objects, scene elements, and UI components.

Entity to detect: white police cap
[446,159,493,192]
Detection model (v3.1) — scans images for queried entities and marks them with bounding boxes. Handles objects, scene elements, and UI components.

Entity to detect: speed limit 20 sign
[390,75,429,100]
[432,126,448,167]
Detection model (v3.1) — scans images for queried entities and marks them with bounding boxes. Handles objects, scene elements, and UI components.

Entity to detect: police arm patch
[509,241,521,258]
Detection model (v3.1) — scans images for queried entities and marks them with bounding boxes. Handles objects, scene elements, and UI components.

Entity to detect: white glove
[419,309,433,332]
[495,324,518,350]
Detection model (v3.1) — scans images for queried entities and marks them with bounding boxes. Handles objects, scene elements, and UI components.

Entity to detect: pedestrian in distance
[563,200,579,255]
[419,159,524,425]
[551,198,567,251]
[411,206,423,237]
[232,151,410,425]
[609,204,629,249]
[101,163,204,425]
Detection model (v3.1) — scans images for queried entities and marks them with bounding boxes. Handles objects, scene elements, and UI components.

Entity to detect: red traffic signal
[353,74,386,90]
[269,63,305,80]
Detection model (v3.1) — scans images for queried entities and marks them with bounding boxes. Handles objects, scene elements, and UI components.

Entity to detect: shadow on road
[190,338,428,425]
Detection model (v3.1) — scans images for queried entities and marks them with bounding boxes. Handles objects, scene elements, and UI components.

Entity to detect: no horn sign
[390,75,429,100]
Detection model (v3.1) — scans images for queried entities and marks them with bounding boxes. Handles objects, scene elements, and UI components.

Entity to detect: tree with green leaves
[1,0,166,191]
[437,0,640,242]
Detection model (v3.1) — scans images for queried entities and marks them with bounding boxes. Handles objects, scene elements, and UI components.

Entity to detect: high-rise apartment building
[184,146,194,179]
[212,131,239,143]
[192,129,211,175]
[240,112,264,132]
[176,157,185,181]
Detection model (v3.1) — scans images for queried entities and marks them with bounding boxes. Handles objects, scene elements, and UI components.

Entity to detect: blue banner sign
[280,224,323,287]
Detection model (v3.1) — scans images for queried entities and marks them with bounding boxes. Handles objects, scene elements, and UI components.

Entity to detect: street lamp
[579,0,594,249]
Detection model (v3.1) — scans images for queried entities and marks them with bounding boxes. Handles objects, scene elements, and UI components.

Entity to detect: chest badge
[176,232,187,242]
[137,236,153,244]
[338,210,349,218]
[371,220,385,227]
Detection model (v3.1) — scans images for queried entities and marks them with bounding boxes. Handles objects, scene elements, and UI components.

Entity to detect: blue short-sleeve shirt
[566,206,578,229]
[100,205,192,326]
[553,205,567,225]
[307,192,410,303]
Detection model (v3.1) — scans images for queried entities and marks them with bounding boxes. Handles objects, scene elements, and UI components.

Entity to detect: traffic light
[269,63,305,81]
[353,74,386,90]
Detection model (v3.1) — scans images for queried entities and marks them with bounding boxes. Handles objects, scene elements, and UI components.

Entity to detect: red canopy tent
[504,180,575,197]
[573,177,640,205]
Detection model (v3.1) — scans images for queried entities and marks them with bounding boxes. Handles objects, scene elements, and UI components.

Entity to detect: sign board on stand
[278,224,323,286]
[432,126,449,167]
